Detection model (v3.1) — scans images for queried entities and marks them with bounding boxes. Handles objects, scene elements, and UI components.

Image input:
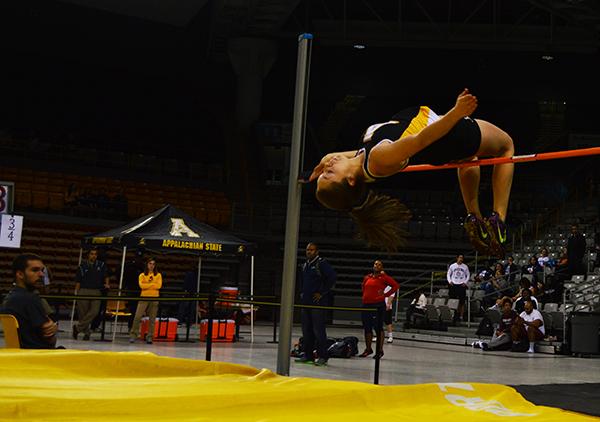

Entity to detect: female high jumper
[308,89,514,256]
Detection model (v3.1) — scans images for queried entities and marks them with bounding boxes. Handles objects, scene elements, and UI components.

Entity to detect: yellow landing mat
[0,350,595,421]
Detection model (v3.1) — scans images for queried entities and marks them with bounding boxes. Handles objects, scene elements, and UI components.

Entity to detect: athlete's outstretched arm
[368,89,478,176]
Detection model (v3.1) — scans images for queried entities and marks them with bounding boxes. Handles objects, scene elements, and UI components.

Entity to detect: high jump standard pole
[277,33,312,376]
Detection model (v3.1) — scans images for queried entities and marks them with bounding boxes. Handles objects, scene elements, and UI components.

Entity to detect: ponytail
[349,191,411,252]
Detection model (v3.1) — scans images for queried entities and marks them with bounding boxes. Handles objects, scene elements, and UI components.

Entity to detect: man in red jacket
[359,260,399,359]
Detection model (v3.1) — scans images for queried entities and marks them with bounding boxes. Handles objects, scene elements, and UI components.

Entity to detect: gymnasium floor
[48,324,600,417]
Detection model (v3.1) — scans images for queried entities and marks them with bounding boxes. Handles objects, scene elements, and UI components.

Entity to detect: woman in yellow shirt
[129,257,162,344]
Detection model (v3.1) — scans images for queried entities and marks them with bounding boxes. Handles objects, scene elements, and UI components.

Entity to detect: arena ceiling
[60,0,600,59]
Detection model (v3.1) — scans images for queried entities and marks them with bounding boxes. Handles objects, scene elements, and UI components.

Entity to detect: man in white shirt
[447,254,470,321]
[511,299,545,353]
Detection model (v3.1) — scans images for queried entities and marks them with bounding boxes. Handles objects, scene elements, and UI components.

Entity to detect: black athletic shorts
[449,284,467,304]
[411,117,481,165]
[362,302,386,334]
[384,309,393,325]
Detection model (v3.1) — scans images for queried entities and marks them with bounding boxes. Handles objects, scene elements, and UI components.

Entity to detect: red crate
[200,319,235,342]
[217,286,238,308]
[140,317,178,342]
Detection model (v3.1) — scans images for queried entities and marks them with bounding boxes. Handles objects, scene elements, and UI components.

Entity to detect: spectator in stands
[73,248,110,341]
[511,299,545,353]
[486,295,511,312]
[521,256,542,282]
[474,264,495,308]
[65,183,80,209]
[447,254,470,321]
[129,257,162,344]
[513,288,538,314]
[177,269,199,327]
[308,89,515,258]
[295,243,336,366]
[557,247,569,270]
[567,224,587,276]
[123,250,144,329]
[359,260,399,359]
[545,248,568,303]
[537,248,555,269]
[504,256,517,285]
[405,288,427,329]
[594,232,600,269]
[491,263,510,298]
[481,297,518,351]
[0,254,59,349]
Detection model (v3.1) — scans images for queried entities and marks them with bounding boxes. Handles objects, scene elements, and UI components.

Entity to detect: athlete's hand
[453,88,478,118]
[303,153,337,183]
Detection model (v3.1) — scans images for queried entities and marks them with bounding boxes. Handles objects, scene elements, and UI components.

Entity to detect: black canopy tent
[79,204,255,342]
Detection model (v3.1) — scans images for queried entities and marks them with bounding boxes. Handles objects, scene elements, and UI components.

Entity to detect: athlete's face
[316,155,353,188]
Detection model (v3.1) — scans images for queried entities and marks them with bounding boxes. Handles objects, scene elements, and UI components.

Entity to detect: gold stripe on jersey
[400,106,440,139]
[392,106,440,172]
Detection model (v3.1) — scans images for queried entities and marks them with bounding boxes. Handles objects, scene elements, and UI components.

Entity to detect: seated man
[405,289,427,328]
[481,298,518,351]
[511,299,544,353]
[0,254,59,349]
[513,288,538,314]
[474,266,495,308]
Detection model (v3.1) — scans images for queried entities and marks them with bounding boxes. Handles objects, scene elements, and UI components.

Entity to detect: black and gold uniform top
[357,106,481,183]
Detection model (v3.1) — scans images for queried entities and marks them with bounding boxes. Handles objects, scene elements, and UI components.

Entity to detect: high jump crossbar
[401,147,600,172]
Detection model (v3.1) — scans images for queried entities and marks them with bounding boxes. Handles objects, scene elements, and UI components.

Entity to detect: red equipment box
[140,317,178,342]
[200,319,235,342]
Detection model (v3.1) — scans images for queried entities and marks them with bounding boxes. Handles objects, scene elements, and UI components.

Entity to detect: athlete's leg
[474,119,514,220]
[457,164,482,218]
[458,159,489,254]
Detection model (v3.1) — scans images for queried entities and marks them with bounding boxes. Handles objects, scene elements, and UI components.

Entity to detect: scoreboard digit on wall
[0,181,14,214]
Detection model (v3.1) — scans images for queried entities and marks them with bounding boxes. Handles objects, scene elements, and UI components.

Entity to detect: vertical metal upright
[276,33,313,376]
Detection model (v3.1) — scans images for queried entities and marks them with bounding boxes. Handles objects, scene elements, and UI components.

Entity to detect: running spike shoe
[485,212,508,258]
[463,213,491,255]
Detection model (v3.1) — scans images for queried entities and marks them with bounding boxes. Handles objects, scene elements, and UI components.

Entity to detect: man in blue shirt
[295,242,336,366]
[73,248,109,340]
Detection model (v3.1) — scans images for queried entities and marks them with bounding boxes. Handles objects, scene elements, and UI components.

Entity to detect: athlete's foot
[463,213,490,254]
[485,212,507,258]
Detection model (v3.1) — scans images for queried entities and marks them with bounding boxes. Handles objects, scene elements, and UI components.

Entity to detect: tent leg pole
[196,257,202,336]
[112,246,127,342]
[70,248,83,334]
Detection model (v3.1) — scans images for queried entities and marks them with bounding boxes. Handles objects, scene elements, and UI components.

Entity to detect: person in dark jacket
[0,254,59,349]
[567,224,587,276]
[295,242,336,367]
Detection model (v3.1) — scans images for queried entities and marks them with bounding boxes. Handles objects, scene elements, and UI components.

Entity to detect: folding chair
[0,314,20,348]
[433,298,446,307]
